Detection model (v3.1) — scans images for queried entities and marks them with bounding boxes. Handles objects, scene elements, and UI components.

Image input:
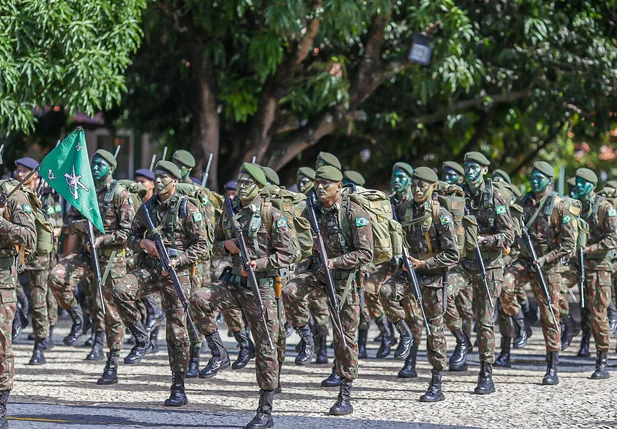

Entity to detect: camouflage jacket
[25,189,62,271]
[128,192,209,269]
[516,191,577,266]
[306,195,373,271]
[581,194,617,269]
[0,187,36,259]
[65,178,136,252]
[462,180,514,269]
[214,195,295,272]
[397,200,460,274]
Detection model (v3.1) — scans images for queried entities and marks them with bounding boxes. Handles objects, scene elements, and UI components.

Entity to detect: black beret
[15,157,39,171]
[134,168,155,181]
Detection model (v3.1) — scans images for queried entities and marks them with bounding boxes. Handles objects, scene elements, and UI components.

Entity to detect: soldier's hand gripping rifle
[306,196,348,348]
[142,206,199,339]
[391,204,432,337]
[224,198,274,350]
[464,207,494,309]
[579,247,586,309]
[521,223,559,329]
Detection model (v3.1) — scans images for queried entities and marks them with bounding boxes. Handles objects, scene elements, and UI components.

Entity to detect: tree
[0,1,147,134]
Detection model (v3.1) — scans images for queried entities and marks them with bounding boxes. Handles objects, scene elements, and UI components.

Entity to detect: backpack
[260,185,312,263]
[433,181,469,255]
[1,179,54,258]
[176,183,215,246]
[115,180,147,211]
[340,185,404,265]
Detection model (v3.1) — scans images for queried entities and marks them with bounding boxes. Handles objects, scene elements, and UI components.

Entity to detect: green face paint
[391,169,411,194]
[442,168,462,185]
[236,173,259,204]
[297,175,314,194]
[91,155,112,182]
[464,162,484,185]
[530,169,551,193]
[575,177,594,201]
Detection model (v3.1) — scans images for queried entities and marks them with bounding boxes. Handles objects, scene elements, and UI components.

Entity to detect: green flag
[39,127,105,233]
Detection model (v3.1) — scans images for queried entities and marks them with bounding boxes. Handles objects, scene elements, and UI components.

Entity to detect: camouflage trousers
[81,276,105,333]
[22,269,52,339]
[0,267,17,390]
[190,276,280,390]
[559,262,579,316]
[283,272,360,381]
[502,260,561,352]
[206,258,246,335]
[49,252,127,350]
[381,271,447,371]
[583,269,611,351]
[444,266,474,337]
[454,265,502,363]
[358,263,390,330]
[112,267,191,372]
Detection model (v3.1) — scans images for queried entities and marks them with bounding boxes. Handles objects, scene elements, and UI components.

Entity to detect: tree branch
[509,122,566,176]
[295,0,322,65]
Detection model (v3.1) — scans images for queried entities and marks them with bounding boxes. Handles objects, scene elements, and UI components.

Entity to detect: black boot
[164,372,188,406]
[358,329,368,359]
[495,336,512,368]
[473,361,495,394]
[275,362,283,394]
[398,342,419,378]
[64,305,85,346]
[85,332,95,347]
[374,316,392,359]
[232,329,255,370]
[561,312,579,351]
[149,326,160,354]
[0,390,9,429]
[246,389,274,428]
[123,322,152,364]
[393,320,413,360]
[97,350,120,385]
[185,344,201,378]
[321,365,342,387]
[86,331,105,361]
[284,322,294,338]
[28,338,46,365]
[199,331,231,378]
[329,379,353,415]
[315,328,328,364]
[578,329,592,358]
[419,369,445,402]
[449,329,469,372]
[512,311,529,349]
[590,351,610,379]
[294,324,315,365]
[542,351,559,385]
[43,326,55,350]
[143,295,165,333]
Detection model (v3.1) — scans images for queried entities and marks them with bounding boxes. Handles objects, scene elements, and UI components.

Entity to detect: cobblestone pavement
[8,318,617,429]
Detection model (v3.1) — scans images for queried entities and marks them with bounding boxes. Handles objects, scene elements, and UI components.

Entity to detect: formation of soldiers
[0,146,615,429]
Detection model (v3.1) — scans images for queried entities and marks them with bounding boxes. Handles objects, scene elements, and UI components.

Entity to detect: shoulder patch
[440,215,452,225]
[276,217,288,228]
[496,205,507,215]
[55,204,62,213]
[608,208,617,217]
[355,217,369,227]
[127,197,133,205]
[46,206,55,215]
[192,212,203,222]
[563,214,573,224]
[23,203,32,213]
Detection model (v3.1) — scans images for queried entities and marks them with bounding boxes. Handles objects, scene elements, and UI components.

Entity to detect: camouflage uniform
[580,195,617,353]
[49,179,136,352]
[283,195,373,381]
[0,185,36,390]
[189,194,294,390]
[501,192,576,353]
[381,200,460,371]
[460,181,514,364]
[113,192,208,374]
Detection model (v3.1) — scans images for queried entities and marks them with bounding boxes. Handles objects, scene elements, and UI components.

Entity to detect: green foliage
[0,0,146,133]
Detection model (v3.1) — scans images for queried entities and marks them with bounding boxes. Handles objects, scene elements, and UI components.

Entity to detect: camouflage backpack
[0,179,54,258]
[176,182,215,246]
[340,185,404,265]
[260,185,312,263]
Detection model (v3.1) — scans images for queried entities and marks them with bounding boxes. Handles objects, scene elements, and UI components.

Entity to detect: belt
[102,248,127,257]
[332,270,352,280]
[0,256,15,269]
[144,257,160,269]
[231,267,279,278]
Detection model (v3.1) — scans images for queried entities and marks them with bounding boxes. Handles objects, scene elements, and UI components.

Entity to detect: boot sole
[419,394,445,402]
[590,373,610,380]
[473,388,495,395]
[329,407,353,416]
[541,378,559,385]
[199,360,231,379]
[397,372,418,378]
[163,398,188,407]
[448,365,468,372]
[28,360,46,366]
[96,379,118,385]
[86,355,104,361]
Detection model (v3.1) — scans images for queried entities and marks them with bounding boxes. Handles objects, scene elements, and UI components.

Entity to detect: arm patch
[193,212,203,222]
[276,217,288,229]
[608,208,617,217]
[563,214,573,224]
[355,217,369,227]
[440,215,452,225]
[495,205,507,215]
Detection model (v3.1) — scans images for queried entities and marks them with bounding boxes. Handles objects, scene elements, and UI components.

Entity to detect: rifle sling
[339,269,357,310]
[101,249,117,285]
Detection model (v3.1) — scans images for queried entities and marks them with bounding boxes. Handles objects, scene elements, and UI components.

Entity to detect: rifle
[201,153,213,187]
[162,146,168,161]
[149,155,157,171]
[142,206,199,339]
[113,145,122,159]
[224,197,274,349]
[305,196,347,348]
[86,220,106,317]
[391,204,432,337]
[464,207,494,309]
[521,224,559,329]
[579,248,586,309]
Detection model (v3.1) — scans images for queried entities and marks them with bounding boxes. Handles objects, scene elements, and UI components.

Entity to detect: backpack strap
[485,179,495,228]
[103,180,120,215]
[338,196,352,254]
